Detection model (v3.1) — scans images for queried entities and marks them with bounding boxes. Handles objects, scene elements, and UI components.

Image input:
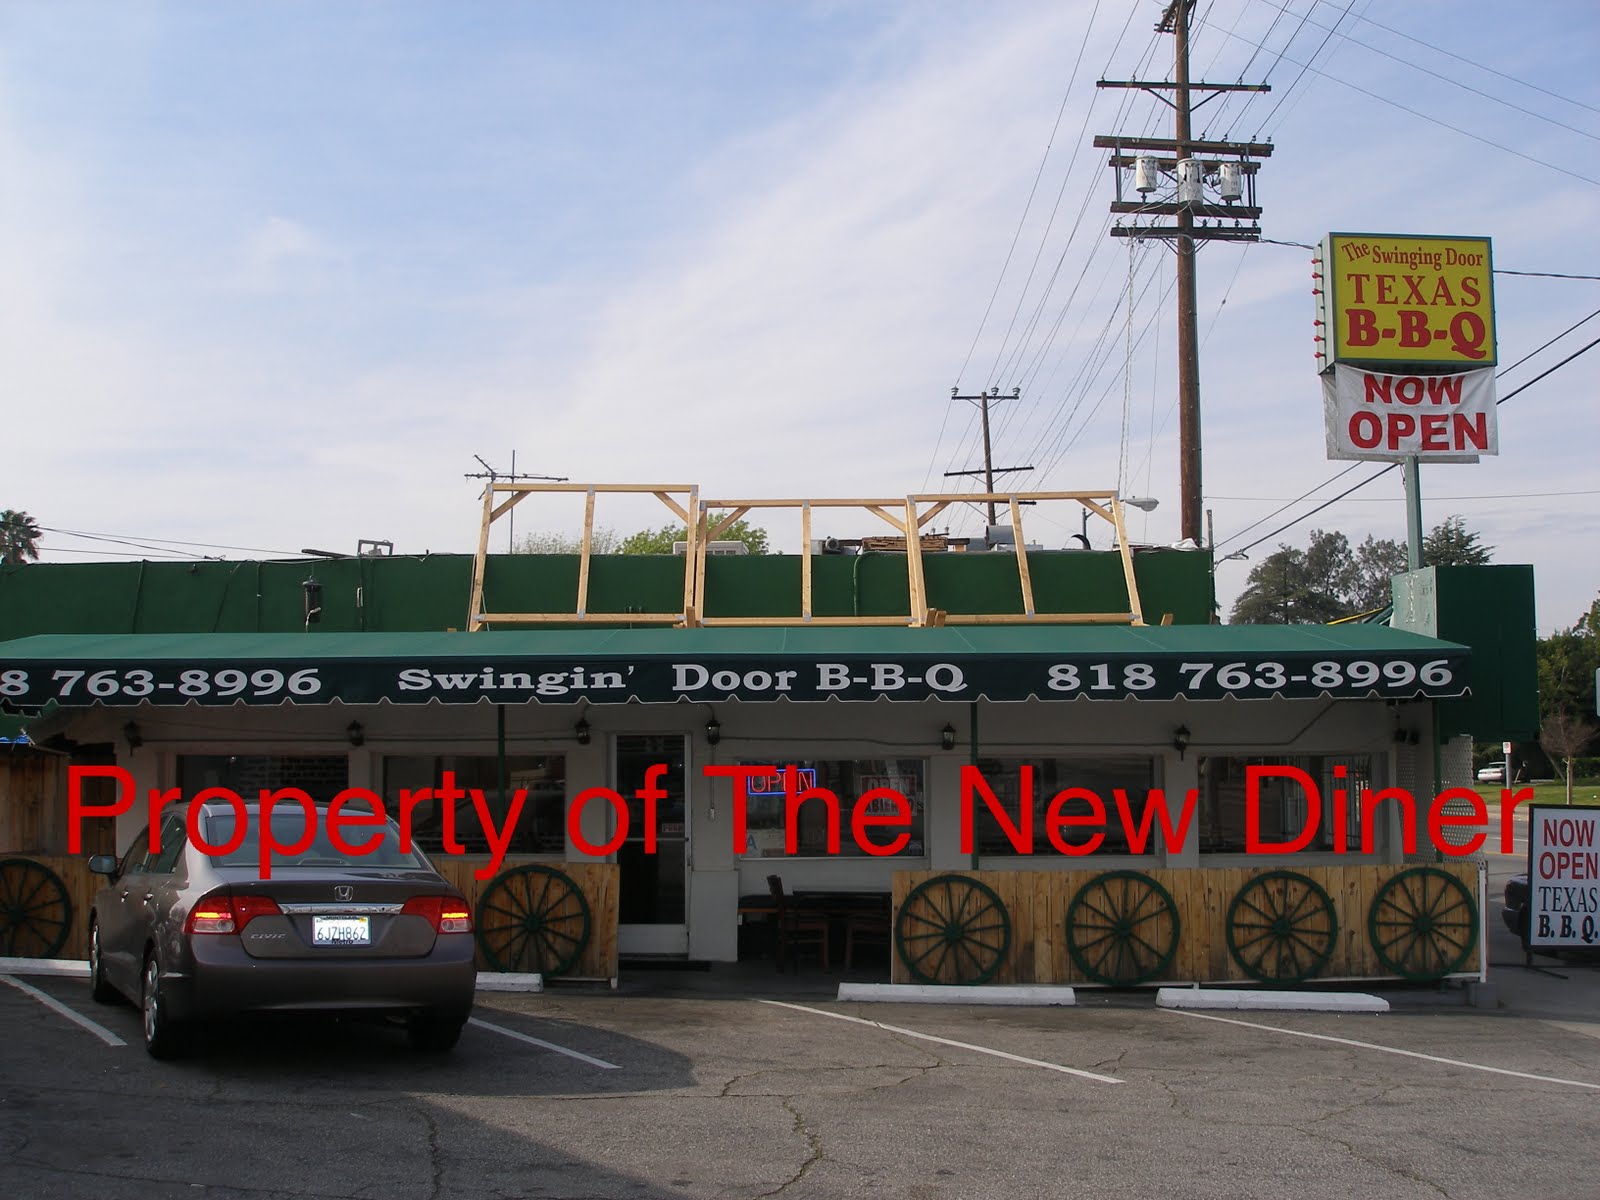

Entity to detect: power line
[1209,19,1600,184]
[1248,0,1600,142]
[1219,333,1600,558]
[39,526,296,557]
[1211,488,1600,502]
[1343,6,1600,117]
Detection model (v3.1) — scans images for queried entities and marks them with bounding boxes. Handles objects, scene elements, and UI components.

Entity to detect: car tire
[88,920,120,1006]
[407,1008,468,1053]
[141,953,188,1059]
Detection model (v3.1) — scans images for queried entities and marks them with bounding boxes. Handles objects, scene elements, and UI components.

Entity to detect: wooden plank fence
[892,863,1482,986]
[1,853,620,983]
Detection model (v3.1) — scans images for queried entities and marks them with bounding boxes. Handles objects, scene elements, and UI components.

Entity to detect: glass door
[615,734,689,956]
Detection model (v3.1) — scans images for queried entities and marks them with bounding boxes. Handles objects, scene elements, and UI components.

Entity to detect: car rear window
[202,810,428,869]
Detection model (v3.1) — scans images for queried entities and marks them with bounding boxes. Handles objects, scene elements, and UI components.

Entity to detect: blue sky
[3,1,1596,630]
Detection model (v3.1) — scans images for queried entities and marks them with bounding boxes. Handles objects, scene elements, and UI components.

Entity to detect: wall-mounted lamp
[123,721,142,752]
[1172,725,1191,760]
[302,576,323,628]
[940,723,958,751]
[575,716,591,745]
[346,720,365,747]
[705,716,722,746]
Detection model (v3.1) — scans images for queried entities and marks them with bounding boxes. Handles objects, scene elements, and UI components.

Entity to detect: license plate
[312,916,370,946]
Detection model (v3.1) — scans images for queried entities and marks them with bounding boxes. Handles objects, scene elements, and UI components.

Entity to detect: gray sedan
[88,802,477,1058]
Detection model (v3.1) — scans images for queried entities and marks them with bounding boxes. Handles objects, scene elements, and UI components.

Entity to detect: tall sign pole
[1096,0,1272,544]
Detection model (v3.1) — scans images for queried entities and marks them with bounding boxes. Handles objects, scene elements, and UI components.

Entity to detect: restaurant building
[0,487,1535,989]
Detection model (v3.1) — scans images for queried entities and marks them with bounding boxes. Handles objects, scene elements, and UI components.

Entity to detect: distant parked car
[88,802,477,1058]
[1501,874,1529,951]
[1476,765,1506,783]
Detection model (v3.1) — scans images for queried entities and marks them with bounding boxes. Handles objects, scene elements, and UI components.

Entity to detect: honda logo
[334,885,354,902]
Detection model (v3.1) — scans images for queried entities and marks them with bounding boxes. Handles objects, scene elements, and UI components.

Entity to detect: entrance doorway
[615,734,688,956]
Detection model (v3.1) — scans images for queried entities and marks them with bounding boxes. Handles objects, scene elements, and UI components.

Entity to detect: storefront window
[178,755,349,805]
[1199,754,1374,853]
[737,758,926,858]
[967,756,1159,857]
[382,755,566,856]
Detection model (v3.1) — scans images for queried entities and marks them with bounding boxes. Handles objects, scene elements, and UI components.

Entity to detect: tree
[1422,515,1494,567]
[1539,709,1598,806]
[0,510,42,565]
[1228,518,1493,624]
[514,527,620,555]
[618,517,770,556]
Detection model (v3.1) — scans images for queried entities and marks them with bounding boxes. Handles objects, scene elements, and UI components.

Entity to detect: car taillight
[185,892,281,935]
[402,895,473,934]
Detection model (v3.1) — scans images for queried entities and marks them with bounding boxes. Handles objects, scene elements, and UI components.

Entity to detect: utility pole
[1095,0,1272,545]
[943,387,1033,525]
[464,454,568,552]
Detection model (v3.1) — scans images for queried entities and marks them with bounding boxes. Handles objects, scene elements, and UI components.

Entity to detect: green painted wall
[0,548,1216,637]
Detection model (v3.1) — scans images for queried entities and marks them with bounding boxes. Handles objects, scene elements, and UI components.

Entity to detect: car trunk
[218,867,457,960]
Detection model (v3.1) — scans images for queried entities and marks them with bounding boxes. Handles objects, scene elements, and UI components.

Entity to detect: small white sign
[1323,364,1497,462]
[1528,807,1600,949]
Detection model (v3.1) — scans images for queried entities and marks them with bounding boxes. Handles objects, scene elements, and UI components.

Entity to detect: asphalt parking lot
[3,828,1598,1200]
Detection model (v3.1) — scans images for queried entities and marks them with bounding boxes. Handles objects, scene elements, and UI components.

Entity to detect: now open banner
[1323,364,1498,462]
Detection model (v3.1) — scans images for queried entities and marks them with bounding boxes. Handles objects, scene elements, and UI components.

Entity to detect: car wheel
[141,954,188,1059]
[407,1008,467,1053]
[88,920,119,1005]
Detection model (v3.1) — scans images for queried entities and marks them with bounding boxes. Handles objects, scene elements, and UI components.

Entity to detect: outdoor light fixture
[575,716,591,745]
[123,721,142,752]
[705,716,721,746]
[346,721,365,747]
[1122,496,1160,513]
[302,576,323,627]
[940,723,958,751]
[1173,725,1191,760]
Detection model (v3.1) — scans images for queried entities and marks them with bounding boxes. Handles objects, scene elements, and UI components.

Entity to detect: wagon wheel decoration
[1368,867,1478,982]
[0,858,73,959]
[1226,871,1338,984]
[475,865,592,977]
[1066,871,1180,987]
[894,875,1011,986]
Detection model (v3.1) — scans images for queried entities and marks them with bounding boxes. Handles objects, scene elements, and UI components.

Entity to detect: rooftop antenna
[464,452,568,552]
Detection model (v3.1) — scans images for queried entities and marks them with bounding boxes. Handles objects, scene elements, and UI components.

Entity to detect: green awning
[0,626,1469,707]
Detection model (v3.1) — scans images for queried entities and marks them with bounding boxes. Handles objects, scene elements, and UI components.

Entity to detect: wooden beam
[1080,499,1116,525]
[652,490,690,523]
[1112,499,1146,626]
[915,499,953,529]
[864,505,906,534]
[903,497,928,626]
[489,490,534,523]
[801,502,812,621]
[943,612,1137,625]
[468,487,495,631]
[1009,496,1035,619]
[575,487,596,619]
[680,485,699,626]
[706,506,751,542]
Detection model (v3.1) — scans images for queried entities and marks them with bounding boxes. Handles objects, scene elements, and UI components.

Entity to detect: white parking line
[760,999,1123,1084]
[467,1016,620,1069]
[1165,1008,1600,1092]
[0,974,126,1048]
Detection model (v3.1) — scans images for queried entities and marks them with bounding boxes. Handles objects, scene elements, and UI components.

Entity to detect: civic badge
[334,885,354,902]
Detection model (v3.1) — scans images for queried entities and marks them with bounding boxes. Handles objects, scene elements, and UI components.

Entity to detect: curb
[0,958,543,994]
[1157,986,1388,1013]
[838,983,1076,1006]
[476,972,544,993]
[0,957,88,978]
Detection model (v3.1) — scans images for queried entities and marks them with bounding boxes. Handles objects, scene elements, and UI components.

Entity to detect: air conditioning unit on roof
[673,541,749,556]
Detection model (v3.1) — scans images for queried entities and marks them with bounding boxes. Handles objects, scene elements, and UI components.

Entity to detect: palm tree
[0,510,42,565]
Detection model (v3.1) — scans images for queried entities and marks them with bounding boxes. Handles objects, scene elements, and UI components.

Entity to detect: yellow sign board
[1318,233,1496,370]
